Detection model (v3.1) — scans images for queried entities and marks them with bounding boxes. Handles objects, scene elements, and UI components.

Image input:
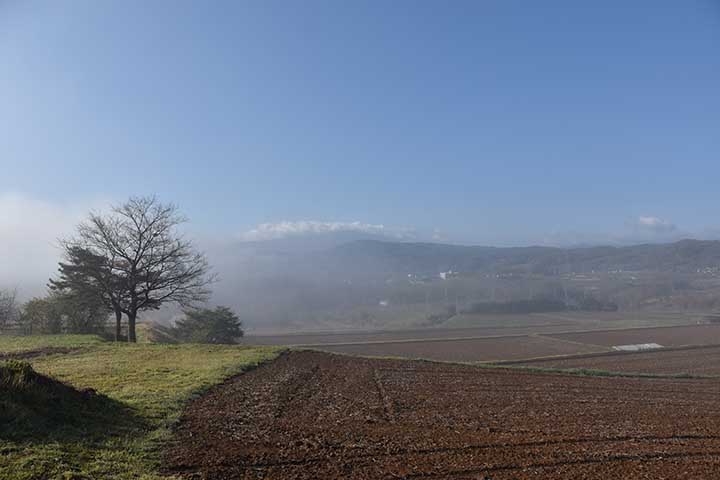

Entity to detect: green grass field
[0,335,105,354]
[0,335,282,480]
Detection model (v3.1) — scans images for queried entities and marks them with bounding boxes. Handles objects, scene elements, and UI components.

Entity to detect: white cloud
[240,220,415,241]
[431,229,447,242]
[636,216,677,233]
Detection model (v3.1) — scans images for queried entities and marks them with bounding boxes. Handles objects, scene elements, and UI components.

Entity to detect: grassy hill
[0,335,281,480]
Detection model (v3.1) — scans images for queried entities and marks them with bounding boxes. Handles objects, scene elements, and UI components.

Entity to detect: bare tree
[61,196,215,342]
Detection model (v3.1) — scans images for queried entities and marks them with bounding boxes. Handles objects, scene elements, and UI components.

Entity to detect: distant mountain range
[202,236,720,332]
[325,238,720,276]
[210,236,720,296]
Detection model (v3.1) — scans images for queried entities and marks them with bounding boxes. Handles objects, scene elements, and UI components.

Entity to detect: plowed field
[547,324,720,348]
[163,351,720,479]
[315,334,606,362]
[519,345,720,376]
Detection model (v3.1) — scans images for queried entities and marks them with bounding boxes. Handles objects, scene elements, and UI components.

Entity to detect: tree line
[1,196,241,343]
[464,296,618,315]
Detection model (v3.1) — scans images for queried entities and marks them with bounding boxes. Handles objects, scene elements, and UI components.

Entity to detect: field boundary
[531,332,609,350]
[543,322,715,337]
[294,348,709,380]
[257,323,716,348]
[292,332,538,347]
[493,342,720,366]
[486,363,714,380]
[245,322,574,340]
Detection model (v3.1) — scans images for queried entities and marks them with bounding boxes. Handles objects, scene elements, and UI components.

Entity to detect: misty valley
[214,237,720,334]
[3,1,720,478]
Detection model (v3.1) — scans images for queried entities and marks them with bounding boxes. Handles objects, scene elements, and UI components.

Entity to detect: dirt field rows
[314,334,607,362]
[163,351,720,479]
[243,312,700,347]
[519,345,720,376]
[244,318,719,364]
[547,324,720,348]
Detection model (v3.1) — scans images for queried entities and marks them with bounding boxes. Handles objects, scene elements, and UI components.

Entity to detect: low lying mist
[5,195,720,336]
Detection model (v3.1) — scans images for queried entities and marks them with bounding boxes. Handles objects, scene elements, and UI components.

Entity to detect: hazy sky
[2,0,720,248]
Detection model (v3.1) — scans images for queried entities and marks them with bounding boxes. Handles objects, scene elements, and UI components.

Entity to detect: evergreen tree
[175,306,243,344]
[49,246,126,340]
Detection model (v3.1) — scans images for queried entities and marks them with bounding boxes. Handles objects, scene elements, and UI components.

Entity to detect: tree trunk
[127,311,137,343]
[114,308,122,342]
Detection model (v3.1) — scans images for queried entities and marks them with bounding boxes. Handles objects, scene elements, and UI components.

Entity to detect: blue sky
[2,0,720,246]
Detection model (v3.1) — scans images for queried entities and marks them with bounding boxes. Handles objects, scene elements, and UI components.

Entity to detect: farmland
[242,324,577,346]
[244,313,720,364]
[164,350,720,479]
[8,315,720,479]
[517,345,720,376]
[547,324,720,348]
[243,311,701,346]
[313,334,607,362]
[304,324,720,364]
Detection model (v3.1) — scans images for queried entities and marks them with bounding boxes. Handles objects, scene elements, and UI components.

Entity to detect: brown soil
[519,344,720,376]
[314,334,606,362]
[547,324,720,348]
[163,351,720,479]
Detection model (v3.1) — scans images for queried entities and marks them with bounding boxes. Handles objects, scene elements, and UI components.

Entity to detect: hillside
[202,238,720,333]
[328,238,720,275]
